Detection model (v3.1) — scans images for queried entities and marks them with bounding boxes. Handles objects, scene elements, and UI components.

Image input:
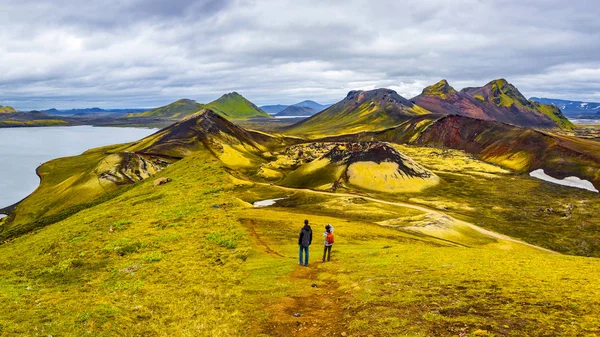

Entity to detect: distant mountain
[530,97,600,117]
[412,79,573,129]
[134,99,204,119]
[42,107,147,116]
[260,104,289,115]
[131,93,270,120]
[287,88,430,137]
[261,100,330,116]
[203,92,270,119]
[275,105,317,117]
[292,100,330,112]
[0,105,17,113]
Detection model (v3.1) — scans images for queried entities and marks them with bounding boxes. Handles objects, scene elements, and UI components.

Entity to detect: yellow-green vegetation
[421,79,457,99]
[2,111,600,335]
[275,142,439,194]
[2,144,172,240]
[132,99,204,119]
[346,161,439,193]
[0,119,68,127]
[487,79,573,129]
[0,105,17,113]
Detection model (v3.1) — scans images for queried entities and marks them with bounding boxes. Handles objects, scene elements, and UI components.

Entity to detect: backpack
[326,232,334,245]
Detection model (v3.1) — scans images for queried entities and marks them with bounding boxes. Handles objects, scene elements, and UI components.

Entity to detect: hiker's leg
[327,245,332,261]
[323,246,327,262]
[305,246,309,266]
[299,245,303,265]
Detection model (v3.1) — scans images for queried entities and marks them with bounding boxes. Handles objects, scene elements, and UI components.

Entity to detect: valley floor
[1,149,600,336]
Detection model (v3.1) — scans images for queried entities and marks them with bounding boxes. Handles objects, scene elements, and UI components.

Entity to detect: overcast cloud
[1,0,599,110]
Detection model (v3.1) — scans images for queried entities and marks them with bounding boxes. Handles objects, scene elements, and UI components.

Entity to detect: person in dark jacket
[298,219,312,266]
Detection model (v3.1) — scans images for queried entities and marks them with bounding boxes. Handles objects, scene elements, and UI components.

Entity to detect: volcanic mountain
[286,88,431,137]
[130,109,279,162]
[203,92,270,119]
[279,142,438,193]
[412,79,573,129]
[132,93,270,120]
[134,99,204,119]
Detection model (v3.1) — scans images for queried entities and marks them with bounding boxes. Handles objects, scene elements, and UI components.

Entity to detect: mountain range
[412,79,572,129]
[530,97,600,116]
[261,100,330,116]
[132,92,270,120]
[287,79,573,137]
[42,107,147,116]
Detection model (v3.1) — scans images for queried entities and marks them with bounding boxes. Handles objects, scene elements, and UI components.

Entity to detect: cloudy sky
[1,0,599,110]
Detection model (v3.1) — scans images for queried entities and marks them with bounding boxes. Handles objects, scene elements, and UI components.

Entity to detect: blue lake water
[0,126,158,211]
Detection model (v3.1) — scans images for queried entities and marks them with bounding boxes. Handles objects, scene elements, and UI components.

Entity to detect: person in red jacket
[323,224,334,262]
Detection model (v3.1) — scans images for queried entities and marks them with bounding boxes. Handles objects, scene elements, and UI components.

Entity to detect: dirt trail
[261,265,347,337]
[241,218,285,257]
[240,218,347,336]
[253,182,558,255]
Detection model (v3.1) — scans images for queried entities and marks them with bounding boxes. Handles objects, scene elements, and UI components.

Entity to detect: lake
[0,126,158,211]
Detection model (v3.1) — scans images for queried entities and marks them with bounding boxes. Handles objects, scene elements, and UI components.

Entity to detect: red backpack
[326,232,334,245]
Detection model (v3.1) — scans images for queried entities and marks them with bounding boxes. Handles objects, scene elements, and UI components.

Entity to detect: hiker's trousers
[323,245,332,262]
[299,245,309,266]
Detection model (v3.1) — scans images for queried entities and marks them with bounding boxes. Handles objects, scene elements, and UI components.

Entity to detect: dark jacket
[298,224,313,247]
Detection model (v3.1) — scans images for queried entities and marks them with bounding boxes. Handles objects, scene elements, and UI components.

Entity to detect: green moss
[422,79,457,99]
[0,105,17,113]
[0,119,68,127]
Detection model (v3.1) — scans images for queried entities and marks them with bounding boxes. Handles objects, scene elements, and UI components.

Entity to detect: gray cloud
[0,0,599,110]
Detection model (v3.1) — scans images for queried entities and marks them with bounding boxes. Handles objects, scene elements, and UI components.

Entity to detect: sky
[1,0,599,110]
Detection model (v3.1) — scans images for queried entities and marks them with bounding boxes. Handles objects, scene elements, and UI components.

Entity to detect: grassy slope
[0,120,69,127]
[3,144,127,237]
[2,117,600,335]
[2,142,171,240]
[392,145,600,256]
[0,105,17,113]
[1,148,600,336]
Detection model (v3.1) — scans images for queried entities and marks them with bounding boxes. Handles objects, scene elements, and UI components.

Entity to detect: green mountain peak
[422,79,457,98]
[204,92,270,119]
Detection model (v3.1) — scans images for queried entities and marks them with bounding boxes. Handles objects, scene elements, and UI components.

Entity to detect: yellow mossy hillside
[347,161,439,193]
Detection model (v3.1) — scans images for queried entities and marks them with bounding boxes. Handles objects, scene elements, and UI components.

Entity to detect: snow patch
[253,198,286,207]
[580,102,589,108]
[530,169,598,192]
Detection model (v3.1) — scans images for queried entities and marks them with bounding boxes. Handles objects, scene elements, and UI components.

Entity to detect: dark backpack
[326,232,334,245]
